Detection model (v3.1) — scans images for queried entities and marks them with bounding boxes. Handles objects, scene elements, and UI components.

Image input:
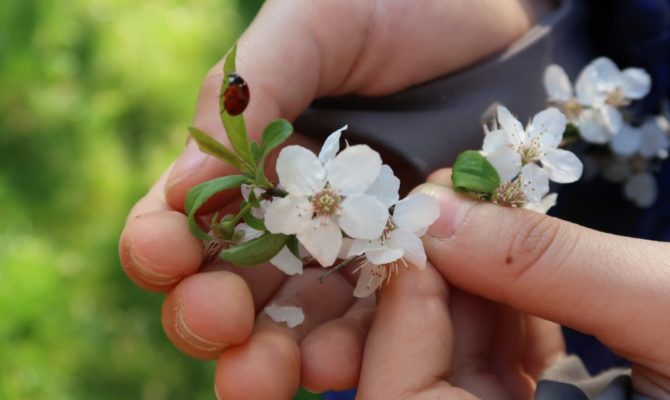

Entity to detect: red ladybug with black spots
[223,72,250,116]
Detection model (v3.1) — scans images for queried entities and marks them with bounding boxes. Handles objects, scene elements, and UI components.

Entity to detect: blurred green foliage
[0,0,321,399]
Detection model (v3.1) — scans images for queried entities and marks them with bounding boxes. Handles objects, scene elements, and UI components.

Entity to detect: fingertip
[427,168,453,186]
[215,331,301,400]
[162,271,255,360]
[119,211,202,291]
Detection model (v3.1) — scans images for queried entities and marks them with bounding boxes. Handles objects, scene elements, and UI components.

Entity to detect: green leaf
[261,119,293,156]
[219,43,252,166]
[451,150,501,195]
[563,122,579,139]
[184,175,249,240]
[242,208,266,231]
[250,142,263,164]
[188,126,242,169]
[220,233,288,266]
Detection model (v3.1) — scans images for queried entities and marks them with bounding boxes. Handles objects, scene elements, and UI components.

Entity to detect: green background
[0,1,321,399]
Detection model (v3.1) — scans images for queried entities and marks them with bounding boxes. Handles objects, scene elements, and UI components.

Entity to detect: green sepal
[220,43,252,167]
[220,233,288,266]
[184,175,249,240]
[188,126,242,170]
[239,200,266,231]
[261,119,293,157]
[286,235,300,259]
[562,122,580,139]
[451,150,501,195]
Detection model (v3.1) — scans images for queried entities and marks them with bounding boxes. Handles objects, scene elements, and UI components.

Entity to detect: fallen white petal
[264,304,305,328]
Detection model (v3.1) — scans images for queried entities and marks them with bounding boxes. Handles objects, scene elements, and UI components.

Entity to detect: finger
[215,268,355,400]
[300,296,375,392]
[357,263,477,399]
[522,316,565,379]
[119,168,203,291]
[418,182,670,362]
[166,0,541,210]
[161,270,255,360]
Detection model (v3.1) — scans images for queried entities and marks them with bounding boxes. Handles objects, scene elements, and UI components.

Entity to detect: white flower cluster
[480,105,583,213]
[255,127,439,297]
[544,57,670,207]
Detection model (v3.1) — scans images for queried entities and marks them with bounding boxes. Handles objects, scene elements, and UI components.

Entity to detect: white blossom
[349,193,439,298]
[624,172,657,207]
[264,304,305,328]
[610,118,670,159]
[482,106,583,203]
[264,127,388,267]
[544,58,651,143]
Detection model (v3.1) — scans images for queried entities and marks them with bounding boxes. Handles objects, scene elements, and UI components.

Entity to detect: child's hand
[119,0,543,397]
[415,169,670,398]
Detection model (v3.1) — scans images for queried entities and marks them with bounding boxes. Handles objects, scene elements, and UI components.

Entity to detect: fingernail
[413,183,475,239]
[128,244,180,286]
[175,302,226,352]
[167,139,208,187]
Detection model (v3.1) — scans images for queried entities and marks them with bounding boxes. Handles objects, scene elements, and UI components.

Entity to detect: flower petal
[348,238,384,257]
[276,146,325,195]
[639,119,669,158]
[318,125,347,164]
[619,68,651,99]
[392,194,440,232]
[575,62,602,105]
[389,229,426,269]
[366,248,404,265]
[485,147,522,183]
[482,129,510,155]
[542,148,583,183]
[624,173,657,208]
[497,106,526,147]
[297,218,342,267]
[353,265,385,298]
[366,164,400,208]
[264,195,312,235]
[326,145,382,195]
[591,57,620,83]
[264,304,305,328]
[521,163,550,204]
[339,194,388,239]
[609,123,641,157]
[578,109,612,144]
[527,107,566,149]
[270,246,303,275]
[523,193,558,214]
[599,104,623,134]
[544,65,573,102]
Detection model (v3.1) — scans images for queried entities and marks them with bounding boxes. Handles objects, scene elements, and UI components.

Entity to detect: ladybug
[223,72,250,116]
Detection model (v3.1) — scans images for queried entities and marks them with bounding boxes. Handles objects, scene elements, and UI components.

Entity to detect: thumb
[417,181,670,363]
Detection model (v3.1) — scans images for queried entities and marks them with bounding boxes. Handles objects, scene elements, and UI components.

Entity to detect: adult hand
[119,1,546,398]
[412,169,670,398]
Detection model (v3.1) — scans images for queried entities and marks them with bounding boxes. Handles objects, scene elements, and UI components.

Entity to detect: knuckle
[503,212,562,284]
